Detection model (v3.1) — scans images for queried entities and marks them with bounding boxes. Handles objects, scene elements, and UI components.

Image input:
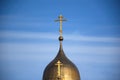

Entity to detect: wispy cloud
[0,42,120,64]
[0,31,120,43]
[0,15,50,21]
[0,31,57,40]
[65,35,120,42]
[0,15,53,27]
[0,31,120,64]
[0,42,119,55]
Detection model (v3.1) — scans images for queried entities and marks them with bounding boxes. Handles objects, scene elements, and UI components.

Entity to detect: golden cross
[55,15,67,36]
[55,60,63,78]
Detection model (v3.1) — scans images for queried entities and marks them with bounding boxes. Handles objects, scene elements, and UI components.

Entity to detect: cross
[55,60,63,79]
[55,15,67,36]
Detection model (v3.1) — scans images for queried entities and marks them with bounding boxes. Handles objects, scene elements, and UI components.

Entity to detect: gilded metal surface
[43,42,80,80]
[55,60,63,78]
[55,15,66,36]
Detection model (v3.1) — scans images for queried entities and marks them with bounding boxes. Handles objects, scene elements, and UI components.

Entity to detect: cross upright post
[55,60,63,79]
[55,15,67,37]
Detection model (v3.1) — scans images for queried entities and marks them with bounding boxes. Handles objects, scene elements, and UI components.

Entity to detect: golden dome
[42,15,80,80]
[43,38,80,80]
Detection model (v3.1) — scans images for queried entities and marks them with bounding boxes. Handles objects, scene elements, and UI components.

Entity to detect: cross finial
[55,15,67,36]
[55,60,63,79]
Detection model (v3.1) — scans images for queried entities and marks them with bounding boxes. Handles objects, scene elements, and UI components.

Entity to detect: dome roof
[42,15,80,80]
[43,39,80,80]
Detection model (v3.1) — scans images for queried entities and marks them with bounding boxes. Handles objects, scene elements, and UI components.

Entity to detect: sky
[0,0,120,80]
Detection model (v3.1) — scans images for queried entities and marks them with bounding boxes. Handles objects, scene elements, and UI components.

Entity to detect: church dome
[42,15,80,80]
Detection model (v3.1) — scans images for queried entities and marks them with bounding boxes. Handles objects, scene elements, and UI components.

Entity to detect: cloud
[0,42,120,64]
[0,31,120,64]
[0,31,120,43]
[0,42,119,55]
[0,31,57,40]
[65,35,120,42]
[0,15,53,27]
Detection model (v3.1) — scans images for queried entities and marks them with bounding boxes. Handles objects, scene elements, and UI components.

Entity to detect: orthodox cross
[55,15,67,36]
[55,60,63,79]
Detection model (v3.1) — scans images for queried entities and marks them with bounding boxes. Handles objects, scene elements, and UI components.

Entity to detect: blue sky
[0,0,120,80]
